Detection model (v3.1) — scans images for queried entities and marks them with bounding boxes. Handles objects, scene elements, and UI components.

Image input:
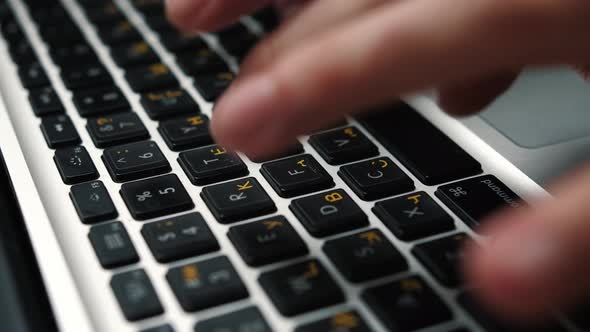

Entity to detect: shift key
[436,175,524,229]
[358,103,482,185]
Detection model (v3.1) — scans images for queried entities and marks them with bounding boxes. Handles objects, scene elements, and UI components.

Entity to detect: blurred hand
[166,0,590,322]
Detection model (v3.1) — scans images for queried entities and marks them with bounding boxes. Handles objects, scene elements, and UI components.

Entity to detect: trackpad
[481,68,590,148]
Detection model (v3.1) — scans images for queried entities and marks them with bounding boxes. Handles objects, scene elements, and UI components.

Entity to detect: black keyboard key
[61,63,112,90]
[40,23,86,46]
[140,324,174,332]
[201,177,276,224]
[362,276,452,332]
[73,86,130,117]
[193,71,235,102]
[103,141,171,182]
[412,233,470,288]
[565,299,590,331]
[125,63,179,92]
[253,7,281,31]
[111,269,163,321]
[143,15,177,33]
[159,32,207,52]
[111,41,160,68]
[50,42,98,67]
[339,157,414,201]
[121,174,194,220]
[258,259,345,317]
[18,62,50,89]
[215,24,258,58]
[228,216,308,266]
[54,146,99,184]
[41,115,81,148]
[9,39,36,66]
[295,311,372,332]
[194,307,272,332]
[141,88,199,120]
[261,154,334,198]
[132,0,165,15]
[436,175,523,230]
[70,180,118,224]
[324,229,407,283]
[87,113,150,148]
[86,2,124,23]
[458,292,566,332]
[98,20,141,45]
[290,189,368,237]
[167,256,248,312]
[2,19,24,43]
[309,126,378,165]
[178,145,248,185]
[29,87,64,117]
[374,192,455,241]
[89,221,139,268]
[176,48,228,76]
[358,103,482,185]
[141,212,219,263]
[159,115,213,151]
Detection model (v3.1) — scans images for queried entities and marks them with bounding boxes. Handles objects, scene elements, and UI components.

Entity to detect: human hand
[166,0,590,322]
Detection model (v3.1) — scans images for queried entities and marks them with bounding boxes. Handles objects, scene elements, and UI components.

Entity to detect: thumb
[464,164,590,321]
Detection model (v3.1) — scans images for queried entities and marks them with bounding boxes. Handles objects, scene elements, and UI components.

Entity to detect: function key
[362,276,452,332]
[261,154,334,198]
[436,175,523,230]
[18,62,50,89]
[125,63,179,92]
[120,174,194,220]
[70,180,118,224]
[111,41,160,68]
[166,256,249,312]
[73,86,130,117]
[358,103,482,185]
[87,113,150,148]
[290,189,368,237]
[339,157,414,201]
[29,87,64,117]
[374,192,455,241]
[258,259,345,317]
[309,127,378,165]
[140,88,199,120]
[412,233,470,288]
[159,115,212,151]
[295,310,372,332]
[178,145,248,185]
[111,269,163,321]
[61,63,112,90]
[89,221,139,268]
[195,306,272,332]
[324,229,407,283]
[193,71,235,102]
[54,146,98,184]
[97,20,141,45]
[201,177,276,224]
[102,141,171,182]
[228,216,308,266]
[176,48,228,76]
[159,32,207,52]
[141,212,219,263]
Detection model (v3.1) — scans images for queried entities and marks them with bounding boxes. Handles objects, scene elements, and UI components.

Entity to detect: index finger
[166,0,270,31]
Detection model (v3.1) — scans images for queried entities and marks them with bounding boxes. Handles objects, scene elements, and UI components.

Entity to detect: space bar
[357,103,482,185]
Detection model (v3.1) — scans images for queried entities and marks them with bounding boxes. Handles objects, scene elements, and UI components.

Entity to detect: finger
[437,71,520,116]
[166,0,270,31]
[464,164,590,321]
[212,0,590,157]
[239,0,388,76]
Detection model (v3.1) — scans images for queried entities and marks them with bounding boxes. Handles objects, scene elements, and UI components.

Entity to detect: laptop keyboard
[0,0,582,331]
